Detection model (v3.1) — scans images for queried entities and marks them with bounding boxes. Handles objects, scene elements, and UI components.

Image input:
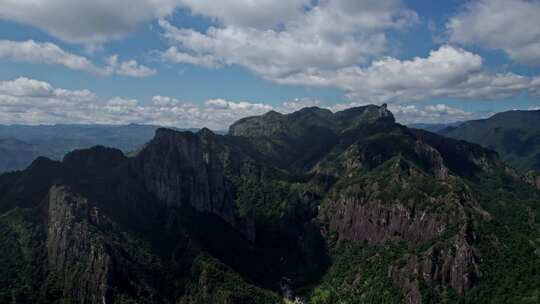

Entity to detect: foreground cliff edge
[1,105,539,303]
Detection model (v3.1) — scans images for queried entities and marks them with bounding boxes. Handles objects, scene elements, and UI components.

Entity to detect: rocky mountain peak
[197,127,215,137]
[292,106,333,117]
[334,104,395,128]
[263,110,284,119]
[197,127,218,146]
[229,105,394,140]
[134,127,256,241]
[27,156,61,171]
[62,146,125,176]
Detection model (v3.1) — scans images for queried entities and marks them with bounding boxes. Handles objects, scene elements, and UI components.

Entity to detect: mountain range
[407,122,462,133]
[439,110,540,172]
[0,105,539,303]
[0,124,209,174]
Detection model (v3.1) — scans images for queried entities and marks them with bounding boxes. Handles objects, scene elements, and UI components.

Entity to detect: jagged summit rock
[197,127,215,137]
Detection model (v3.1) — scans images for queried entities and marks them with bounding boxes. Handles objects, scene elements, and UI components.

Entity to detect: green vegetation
[234,175,321,223]
[460,171,540,303]
[184,253,282,303]
[0,208,47,304]
[306,239,403,304]
[0,204,282,304]
[328,156,453,214]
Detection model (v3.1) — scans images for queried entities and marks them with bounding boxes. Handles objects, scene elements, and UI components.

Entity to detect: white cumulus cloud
[0,0,182,45]
[447,0,540,65]
[0,77,276,129]
[328,102,474,124]
[159,0,418,79]
[177,0,310,29]
[105,55,157,77]
[273,45,540,104]
[0,77,482,128]
[161,47,220,68]
[0,40,99,73]
[159,2,539,105]
[0,40,156,77]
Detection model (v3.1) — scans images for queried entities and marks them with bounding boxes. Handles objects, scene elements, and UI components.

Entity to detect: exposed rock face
[389,226,481,304]
[414,141,449,180]
[322,164,489,301]
[47,185,113,304]
[324,198,450,245]
[132,128,255,241]
[316,124,492,300]
[525,170,540,189]
[136,129,234,214]
[412,129,502,177]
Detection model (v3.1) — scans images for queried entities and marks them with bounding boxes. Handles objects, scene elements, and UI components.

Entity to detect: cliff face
[47,185,113,304]
[135,129,234,217]
[389,224,481,304]
[525,170,540,189]
[317,140,488,302]
[301,113,503,302]
[325,198,450,245]
[131,128,255,241]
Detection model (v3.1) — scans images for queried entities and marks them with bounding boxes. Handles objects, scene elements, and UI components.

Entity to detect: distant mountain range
[1,105,539,303]
[439,110,540,172]
[408,122,463,133]
[0,138,41,173]
[2,109,539,175]
[0,124,222,173]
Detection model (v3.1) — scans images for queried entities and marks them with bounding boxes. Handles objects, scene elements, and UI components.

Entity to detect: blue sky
[0,0,539,129]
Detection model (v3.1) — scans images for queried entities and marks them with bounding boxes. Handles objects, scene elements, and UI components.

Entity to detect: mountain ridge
[0,124,225,174]
[439,109,540,172]
[1,105,539,303]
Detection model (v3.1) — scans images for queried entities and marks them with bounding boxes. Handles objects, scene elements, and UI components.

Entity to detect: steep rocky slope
[47,186,114,303]
[0,105,539,303]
